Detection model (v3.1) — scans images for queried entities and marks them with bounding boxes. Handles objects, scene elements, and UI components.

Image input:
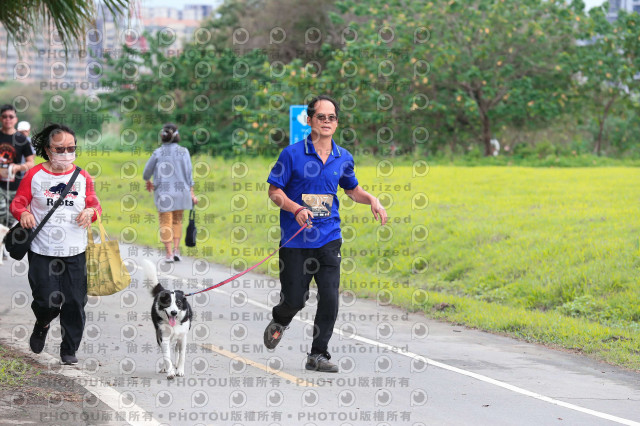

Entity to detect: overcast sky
[583,0,607,10]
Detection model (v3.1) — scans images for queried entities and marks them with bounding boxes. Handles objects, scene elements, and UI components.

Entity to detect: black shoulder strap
[29,166,82,242]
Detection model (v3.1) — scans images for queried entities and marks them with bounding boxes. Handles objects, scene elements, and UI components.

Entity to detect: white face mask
[50,152,76,169]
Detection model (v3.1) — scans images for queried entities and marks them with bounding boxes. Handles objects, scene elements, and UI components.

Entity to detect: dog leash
[184,221,310,297]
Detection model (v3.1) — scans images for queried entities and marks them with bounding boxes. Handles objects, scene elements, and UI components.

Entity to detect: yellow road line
[200,344,317,387]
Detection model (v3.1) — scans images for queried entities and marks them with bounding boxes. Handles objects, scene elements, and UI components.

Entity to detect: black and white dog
[143,260,193,379]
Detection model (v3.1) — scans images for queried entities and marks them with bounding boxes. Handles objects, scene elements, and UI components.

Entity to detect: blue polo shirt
[267,136,359,248]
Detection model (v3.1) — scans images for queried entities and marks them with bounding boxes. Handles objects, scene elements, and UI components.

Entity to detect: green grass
[0,345,38,387]
[427,152,640,168]
[75,149,640,370]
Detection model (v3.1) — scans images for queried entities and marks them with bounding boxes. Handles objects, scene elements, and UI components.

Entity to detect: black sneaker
[306,352,339,373]
[61,354,78,365]
[263,319,288,349]
[29,322,49,354]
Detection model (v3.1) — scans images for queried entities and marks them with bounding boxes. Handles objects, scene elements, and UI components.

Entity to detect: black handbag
[4,224,33,260]
[3,167,82,260]
[185,209,197,247]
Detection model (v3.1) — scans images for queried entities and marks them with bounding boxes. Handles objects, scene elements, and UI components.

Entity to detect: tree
[240,6,433,156]
[249,0,582,157]
[0,82,45,127]
[0,0,129,52]
[202,0,342,63]
[573,6,640,155]
[99,32,268,154]
[424,0,581,156]
[39,91,103,137]
[92,0,598,158]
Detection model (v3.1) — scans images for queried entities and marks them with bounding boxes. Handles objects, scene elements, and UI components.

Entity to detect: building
[607,0,640,21]
[0,3,217,92]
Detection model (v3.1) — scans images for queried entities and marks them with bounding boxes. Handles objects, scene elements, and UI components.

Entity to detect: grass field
[74,150,640,370]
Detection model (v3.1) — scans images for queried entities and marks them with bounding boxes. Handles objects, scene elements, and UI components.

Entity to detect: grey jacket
[143,143,195,212]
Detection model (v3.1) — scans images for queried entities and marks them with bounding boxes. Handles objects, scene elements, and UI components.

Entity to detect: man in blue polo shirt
[264,95,387,372]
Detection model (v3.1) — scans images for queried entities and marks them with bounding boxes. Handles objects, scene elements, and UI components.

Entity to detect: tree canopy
[87,0,640,157]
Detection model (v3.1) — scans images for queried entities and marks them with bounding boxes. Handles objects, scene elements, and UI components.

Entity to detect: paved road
[0,247,639,426]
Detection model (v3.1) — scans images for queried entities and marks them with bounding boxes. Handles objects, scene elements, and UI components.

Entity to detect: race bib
[302,194,333,218]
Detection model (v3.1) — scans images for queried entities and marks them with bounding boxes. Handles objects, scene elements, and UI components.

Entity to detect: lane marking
[167,275,317,387]
[200,343,316,387]
[205,285,640,426]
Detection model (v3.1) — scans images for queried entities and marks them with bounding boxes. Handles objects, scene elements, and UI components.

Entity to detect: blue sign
[289,105,311,145]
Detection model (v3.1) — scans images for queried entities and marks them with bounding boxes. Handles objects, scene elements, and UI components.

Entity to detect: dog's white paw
[166,368,176,380]
[176,368,184,377]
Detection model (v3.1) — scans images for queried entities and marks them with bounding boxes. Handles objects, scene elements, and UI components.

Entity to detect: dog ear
[151,283,165,297]
[174,290,185,299]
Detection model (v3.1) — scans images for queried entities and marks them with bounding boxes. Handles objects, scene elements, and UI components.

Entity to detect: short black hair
[307,95,339,119]
[32,123,77,161]
[1,104,16,114]
[161,123,180,143]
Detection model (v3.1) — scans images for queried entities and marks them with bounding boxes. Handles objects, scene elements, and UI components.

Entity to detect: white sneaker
[173,250,181,262]
[164,255,174,263]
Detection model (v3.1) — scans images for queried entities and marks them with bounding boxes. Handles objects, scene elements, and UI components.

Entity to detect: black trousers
[27,251,88,356]
[272,239,342,355]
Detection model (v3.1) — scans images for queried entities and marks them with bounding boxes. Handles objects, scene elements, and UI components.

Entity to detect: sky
[583,0,607,10]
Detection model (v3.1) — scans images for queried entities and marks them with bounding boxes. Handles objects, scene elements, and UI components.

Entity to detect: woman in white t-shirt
[11,123,102,366]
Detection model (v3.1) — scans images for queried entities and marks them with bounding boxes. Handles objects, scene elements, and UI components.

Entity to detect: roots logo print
[44,183,79,203]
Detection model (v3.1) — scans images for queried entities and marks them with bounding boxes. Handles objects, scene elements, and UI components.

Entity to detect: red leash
[184,222,309,297]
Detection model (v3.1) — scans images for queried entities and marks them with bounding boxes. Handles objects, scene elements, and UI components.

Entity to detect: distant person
[17,121,33,150]
[10,123,102,365]
[263,95,388,373]
[490,138,500,156]
[0,105,34,228]
[143,123,198,263]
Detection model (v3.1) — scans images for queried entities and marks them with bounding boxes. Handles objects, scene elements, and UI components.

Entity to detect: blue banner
[289,105,311,145]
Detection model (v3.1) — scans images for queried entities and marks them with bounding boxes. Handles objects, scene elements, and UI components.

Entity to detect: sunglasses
[49,146,77,154]
[1,114,16,119]
[314,114,338,123]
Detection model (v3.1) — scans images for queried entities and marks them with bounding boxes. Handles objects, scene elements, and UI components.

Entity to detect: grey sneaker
[61,354,78,365]
[263,319,288,349]
[306,352,339,373]
[29,322,49,354]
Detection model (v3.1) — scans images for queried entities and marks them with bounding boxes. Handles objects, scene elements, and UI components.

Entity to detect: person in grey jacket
[143,123,198,262]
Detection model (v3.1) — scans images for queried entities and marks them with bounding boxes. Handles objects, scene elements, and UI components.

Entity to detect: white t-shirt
[11,164,102,257]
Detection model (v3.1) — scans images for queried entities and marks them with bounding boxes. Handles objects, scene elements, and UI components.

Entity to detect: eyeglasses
[50,146,77,153]
[1,114,16,119]
[313,114,338,123]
